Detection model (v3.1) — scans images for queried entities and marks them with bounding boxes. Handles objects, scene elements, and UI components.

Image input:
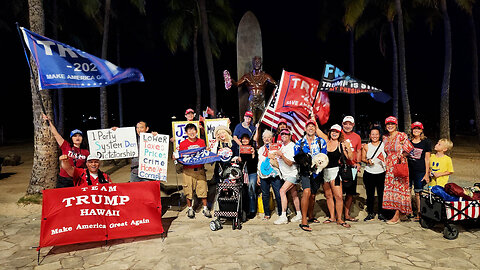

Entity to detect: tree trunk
[193,26,202,116]
[198,0,217,112]
[439,0,452,140]
[389,20,399,119]
[26,0,58,194]
[348,28,355,117]
[116,25,124,127]
[395,0,411,133]
[100,0,111,128]
[469,12,480,140]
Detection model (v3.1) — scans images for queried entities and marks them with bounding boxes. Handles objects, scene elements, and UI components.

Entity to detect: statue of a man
[226,56,277,123]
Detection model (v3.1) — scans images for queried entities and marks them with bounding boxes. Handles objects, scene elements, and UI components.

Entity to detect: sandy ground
[0,136,479,218]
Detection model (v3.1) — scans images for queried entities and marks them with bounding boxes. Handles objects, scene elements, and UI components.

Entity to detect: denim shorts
[409,171,425,193]
[300,174,322,194]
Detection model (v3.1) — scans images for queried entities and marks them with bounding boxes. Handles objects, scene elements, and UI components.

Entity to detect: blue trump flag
[20,27,144,89]
[177,147,221,166]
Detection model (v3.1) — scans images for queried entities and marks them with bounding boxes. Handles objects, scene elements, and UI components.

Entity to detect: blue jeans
[260,176,283,216]
[247,173,258,213]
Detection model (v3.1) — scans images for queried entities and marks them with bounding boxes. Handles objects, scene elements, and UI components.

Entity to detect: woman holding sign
[43,114,89,188]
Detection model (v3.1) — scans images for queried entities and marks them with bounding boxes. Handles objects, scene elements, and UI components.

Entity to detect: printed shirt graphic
[410,148,424,160]
[430,154,454,187]
[59,141,89,178]
[342,131,361,165]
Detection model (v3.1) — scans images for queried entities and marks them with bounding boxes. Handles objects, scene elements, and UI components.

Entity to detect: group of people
[43,108,455,232]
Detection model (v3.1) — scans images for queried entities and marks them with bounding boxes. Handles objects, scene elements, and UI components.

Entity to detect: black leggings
[363,171,385,214]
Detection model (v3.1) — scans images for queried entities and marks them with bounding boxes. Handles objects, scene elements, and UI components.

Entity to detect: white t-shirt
[364,142,386,174]
[278,142,298,180]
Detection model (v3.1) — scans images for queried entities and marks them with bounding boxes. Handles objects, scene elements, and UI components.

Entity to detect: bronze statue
[225,56,277,123]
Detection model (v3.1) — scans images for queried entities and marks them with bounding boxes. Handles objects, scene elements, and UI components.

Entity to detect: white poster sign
[87,127,138,160]
[138,133,169,181]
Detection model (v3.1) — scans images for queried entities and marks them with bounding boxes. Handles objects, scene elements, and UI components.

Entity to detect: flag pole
[16,22,48,117]
[310,62,327,121]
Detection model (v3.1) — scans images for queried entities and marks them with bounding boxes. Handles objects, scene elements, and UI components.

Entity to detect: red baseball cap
[411,121,424,129]
[244,111,253,118]
[385,116,398,125]
[305,119,316,127]
[278,118,288,125]
[185,108,195,115]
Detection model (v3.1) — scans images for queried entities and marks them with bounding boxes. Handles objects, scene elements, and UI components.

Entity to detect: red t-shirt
[342,131,362,165]
[179,137,206,169]
[72,168,112,187]
[59,141,90,178]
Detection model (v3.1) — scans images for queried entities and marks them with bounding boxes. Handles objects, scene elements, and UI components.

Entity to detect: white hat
[330,124,342,132]
[87,154,100,161]
[342,116,355,124]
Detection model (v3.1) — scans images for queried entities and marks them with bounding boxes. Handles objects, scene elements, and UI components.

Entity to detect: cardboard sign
[38,181,163,249]
[87,127,138,160]
[171,121,199,151]
[204,118,230,148]
[240,145,254,154]
[138,133,169,181]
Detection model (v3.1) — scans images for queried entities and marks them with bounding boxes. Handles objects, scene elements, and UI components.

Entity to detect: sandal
[263,216,271,220]
[307,218,320,223]
[413,216,420,222]
[323,219,335,224]
[345,217,358,222]
[338,222,351,228]
[299,224,312,232]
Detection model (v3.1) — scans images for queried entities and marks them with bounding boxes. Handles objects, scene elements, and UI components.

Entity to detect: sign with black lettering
[138,133,169,181]
[87,127,138,160]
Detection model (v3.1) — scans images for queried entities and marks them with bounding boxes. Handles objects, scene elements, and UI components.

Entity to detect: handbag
[392,156,409,178]
[338,143,354,187]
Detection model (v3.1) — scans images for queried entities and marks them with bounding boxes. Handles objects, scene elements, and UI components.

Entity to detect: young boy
[429,138,454,187]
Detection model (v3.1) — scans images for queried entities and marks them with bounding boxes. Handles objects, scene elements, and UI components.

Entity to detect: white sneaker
[291,214,302,223]
[274,215,288,225]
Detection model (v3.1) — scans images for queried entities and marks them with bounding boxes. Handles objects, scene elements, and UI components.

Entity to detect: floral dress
[382,132,414,214]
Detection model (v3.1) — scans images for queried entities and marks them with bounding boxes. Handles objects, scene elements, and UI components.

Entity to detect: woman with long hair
[382,116,414,224]
[322,124,353,228]
[408,122,431,221]
[43,114,89,188]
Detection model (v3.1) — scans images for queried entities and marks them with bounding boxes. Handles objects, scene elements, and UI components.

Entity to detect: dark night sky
[0,0,477,141]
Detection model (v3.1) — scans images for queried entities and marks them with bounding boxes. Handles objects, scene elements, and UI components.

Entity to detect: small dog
[311,153,329,175]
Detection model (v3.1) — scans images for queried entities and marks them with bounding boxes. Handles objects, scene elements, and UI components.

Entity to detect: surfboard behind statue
[236,11,262,120]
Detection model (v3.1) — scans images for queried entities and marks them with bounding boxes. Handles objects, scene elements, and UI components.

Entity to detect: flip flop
[307,218,320,223]
[338,222,351,228]
[413,216,420,222]
[345,217,359,222]
[299,224,312,232]
[323,219,335,224]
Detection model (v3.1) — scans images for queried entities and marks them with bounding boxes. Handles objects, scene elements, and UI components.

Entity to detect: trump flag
[275,70,320,117]
[20,27,144,90]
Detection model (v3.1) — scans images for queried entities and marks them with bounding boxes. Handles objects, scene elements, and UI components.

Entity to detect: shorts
[323,167,339,183]
[300,174,322,194]
[283,175,299,184]
[182,167,207,200]
[409,170,425,193]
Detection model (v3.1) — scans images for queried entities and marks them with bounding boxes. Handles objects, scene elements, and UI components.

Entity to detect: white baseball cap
[87,154,100,161]
[330,124,342,132]
[342,116,355,124]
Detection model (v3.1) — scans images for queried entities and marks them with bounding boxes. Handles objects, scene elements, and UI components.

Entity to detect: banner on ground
[177,147,221,166]
[38,181,163,250]
[87,127,138,160]
[204,118,230,149]
[171,121,200,151]
[275,70,319,117]
[320,62,382,94]
[138,133,169,181]
[20,27,144,90]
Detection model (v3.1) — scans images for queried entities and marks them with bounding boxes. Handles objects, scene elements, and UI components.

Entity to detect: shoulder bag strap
[368,141,382,160]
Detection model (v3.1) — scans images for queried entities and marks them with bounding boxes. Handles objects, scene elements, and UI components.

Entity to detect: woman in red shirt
[43,114,90,188]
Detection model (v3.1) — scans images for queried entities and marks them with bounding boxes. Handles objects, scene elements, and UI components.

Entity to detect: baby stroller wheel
[443,224,459,240]
[214,219,223,230]
[210,220,217,231]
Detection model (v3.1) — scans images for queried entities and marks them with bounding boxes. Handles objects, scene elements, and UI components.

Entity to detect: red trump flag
[38,181,163,249]
[275,70,319,117]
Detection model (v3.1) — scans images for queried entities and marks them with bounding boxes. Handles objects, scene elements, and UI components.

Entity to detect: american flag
[261,87,308,142]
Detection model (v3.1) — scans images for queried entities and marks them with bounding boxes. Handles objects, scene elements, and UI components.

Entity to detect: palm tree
[99,0,111,129]
[163,0,203,115]
[438,0,453,139]
[26,0,59,194]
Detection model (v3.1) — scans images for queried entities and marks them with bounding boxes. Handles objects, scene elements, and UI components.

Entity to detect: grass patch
[17,194,43,205]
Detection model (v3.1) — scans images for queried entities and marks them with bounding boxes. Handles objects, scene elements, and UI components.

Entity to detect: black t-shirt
[240,142,258,175]
[408,139,432,173]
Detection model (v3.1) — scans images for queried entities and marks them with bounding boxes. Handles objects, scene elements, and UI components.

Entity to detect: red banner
[38,181,163,249]
[313,91,330,125]
[275,70,319,117]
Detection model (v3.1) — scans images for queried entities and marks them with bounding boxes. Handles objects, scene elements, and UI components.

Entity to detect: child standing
[429,138,454,187]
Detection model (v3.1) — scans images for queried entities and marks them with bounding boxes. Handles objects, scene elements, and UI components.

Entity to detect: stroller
[210,162,247,231]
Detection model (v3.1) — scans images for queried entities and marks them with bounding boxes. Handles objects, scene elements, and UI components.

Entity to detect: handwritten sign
[138,133,169,181]
[87,127,138,160]
[171,121,199,151]
[204,118,230,148]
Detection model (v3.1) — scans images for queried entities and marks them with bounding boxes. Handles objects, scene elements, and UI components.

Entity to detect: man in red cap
[233,111,257,147]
